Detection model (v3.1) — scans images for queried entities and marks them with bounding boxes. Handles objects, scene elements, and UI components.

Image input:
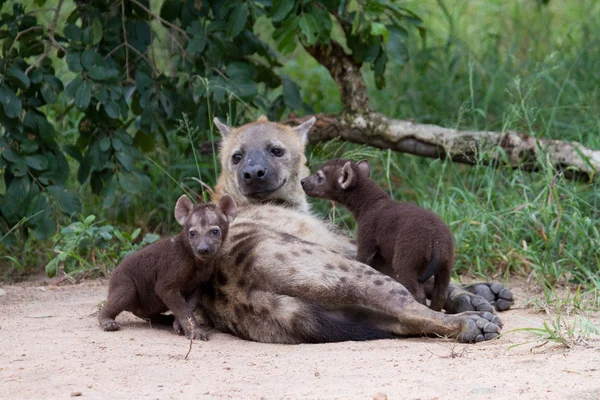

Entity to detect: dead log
[285,113,600,181]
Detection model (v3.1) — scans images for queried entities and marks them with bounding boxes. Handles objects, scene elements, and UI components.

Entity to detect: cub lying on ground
[301,159,453,311]
[98,194,237,340]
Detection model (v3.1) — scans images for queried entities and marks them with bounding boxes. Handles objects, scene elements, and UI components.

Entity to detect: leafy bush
[45,214,159,278]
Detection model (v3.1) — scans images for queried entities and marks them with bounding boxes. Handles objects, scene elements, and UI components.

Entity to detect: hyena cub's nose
[242,165,267,182]
[300,178,306,186]
[197,243,210,254]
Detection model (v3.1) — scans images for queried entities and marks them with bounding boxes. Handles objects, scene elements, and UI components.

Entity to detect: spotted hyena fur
[198,116,509,343]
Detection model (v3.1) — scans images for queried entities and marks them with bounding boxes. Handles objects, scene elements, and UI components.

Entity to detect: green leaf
[104,99,119,119]
[7,65,30,89]
[66,52,82,73]
[75,81,92,110]
[64,24,82,41]
[116,151,135,171]
[90,18,103,45]
[227,3,248,38]
[0,177,29,222]
[2,148,21,163]
[282,76,302,109]
[33,214,56,241]
[64,75,84,98]
[45,258,59,278]
[99,136,111,151]
[20,140,39,154]
[86,66,119,81]
[117,171,143,194]
[370,22,389,43]
[270,0,295,22]
[187,34,206,54]
[84,214,96,225]
[299,13,319,45]
[25,154,49,171]
[48,185,82,215]
[40,80,58,104]
[0,86,22,118]
[81,50,96,70]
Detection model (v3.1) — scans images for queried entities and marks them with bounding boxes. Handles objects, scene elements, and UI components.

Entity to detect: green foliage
[45,214,159,278]
[0,0,420,249]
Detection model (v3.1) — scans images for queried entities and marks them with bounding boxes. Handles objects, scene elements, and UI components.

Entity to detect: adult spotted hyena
[197,116,511,343]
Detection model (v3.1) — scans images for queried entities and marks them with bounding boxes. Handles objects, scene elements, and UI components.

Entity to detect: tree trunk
[286,113,600,181]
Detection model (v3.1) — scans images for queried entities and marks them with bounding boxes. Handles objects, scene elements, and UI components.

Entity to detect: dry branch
[286,113,600,181]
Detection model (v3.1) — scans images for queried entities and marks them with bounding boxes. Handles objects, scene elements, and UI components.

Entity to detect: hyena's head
[301,159,371,202]
[213,115,316,212]
[174,194,237,260]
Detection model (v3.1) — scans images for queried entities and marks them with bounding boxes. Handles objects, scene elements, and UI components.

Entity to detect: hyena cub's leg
[156,285,208,341]
[268,246,502,342]
[98,284,137,331]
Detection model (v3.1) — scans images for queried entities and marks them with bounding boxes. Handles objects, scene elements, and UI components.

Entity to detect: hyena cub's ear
[339,161,358,190]
[357,159,371,178]
[217,194,237,223]
[175,194,194,226]
[213,117,232,137]
[292,116,316,145]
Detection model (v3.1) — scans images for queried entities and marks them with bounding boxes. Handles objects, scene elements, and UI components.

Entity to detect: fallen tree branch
[285,113,600,181]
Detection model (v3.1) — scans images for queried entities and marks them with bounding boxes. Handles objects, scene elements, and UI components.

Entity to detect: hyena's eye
[189,230,196,237]
[210,228,220,236]
[317,173,324,183]
[232,153,242,164]
[271,147,284,157]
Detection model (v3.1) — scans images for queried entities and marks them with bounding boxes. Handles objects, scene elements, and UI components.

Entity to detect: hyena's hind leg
[264,251,502,342]
[98,286,137,331]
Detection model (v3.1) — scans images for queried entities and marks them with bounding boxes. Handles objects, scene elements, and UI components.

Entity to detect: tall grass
[293,0,600,290]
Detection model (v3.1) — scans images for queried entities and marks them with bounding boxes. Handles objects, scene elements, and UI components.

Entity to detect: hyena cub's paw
[101,319,121,331]
[186,327,209,341]
[173,319,184,335]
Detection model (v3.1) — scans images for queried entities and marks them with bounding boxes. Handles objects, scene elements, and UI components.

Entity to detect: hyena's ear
[292,116,316,145]
[213,117,232,137]
[217,194,237,223]
[357,159,371,178]
[174,195,194,226]
[339,161,357,190]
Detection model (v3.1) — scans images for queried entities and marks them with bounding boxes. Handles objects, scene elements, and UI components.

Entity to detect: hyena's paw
[457,312,503,343]
[464,282,514,312]
[446,288,495,314]
[101,319,121,331]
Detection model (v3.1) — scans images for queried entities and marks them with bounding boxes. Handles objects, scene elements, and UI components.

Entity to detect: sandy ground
[0,278,599,400]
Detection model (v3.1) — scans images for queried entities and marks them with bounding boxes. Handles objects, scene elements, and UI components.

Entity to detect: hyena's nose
[197,243,210,254]
[300,178,306,186]
[242,164,267,182]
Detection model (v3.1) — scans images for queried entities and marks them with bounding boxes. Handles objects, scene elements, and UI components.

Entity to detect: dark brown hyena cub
[301,159,454,311]
[98,194,237,340]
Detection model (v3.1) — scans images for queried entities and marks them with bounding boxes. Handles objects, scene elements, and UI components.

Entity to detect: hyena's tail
[301,306,395,343]
[418,246,442,284]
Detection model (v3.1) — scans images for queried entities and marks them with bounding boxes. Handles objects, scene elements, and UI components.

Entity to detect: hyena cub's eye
[270,147,284,157]
[189,230,197,237]
[231,153,242,164]
[317,173,324,183]
[210,228,220,236]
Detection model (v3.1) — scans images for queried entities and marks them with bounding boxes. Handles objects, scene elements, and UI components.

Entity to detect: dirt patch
[1,279,599,399]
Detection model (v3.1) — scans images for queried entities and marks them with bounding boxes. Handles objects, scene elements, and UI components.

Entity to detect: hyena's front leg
[268,251,502,342]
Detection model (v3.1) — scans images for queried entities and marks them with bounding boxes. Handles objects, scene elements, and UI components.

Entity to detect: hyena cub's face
[213,116,316,204]
[301,159,371,201]
[174,195,237,259]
